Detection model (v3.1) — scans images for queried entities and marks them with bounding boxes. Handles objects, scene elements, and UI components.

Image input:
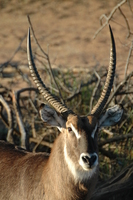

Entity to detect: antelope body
[0,25,123,200]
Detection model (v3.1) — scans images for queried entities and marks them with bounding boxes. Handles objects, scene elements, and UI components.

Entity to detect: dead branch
[32,130,54,152]
[0,95,13,143]
[99,132,133,147]
[115,90,133,95]
[127,0,133,15]
[28,99,38,114]
[118,7,131,38]
[65,85,81,102]
[29,137,53,149]
[0,108,20,137]
[102,128,113,136]
[0,34,26,73]
[105,70,133,108]
[104,39,133,107]
[124,41,133,79]
[57,80,74,94]
[31,117,37,138]
[13,87,38,96]
[12,91,27,149]
[93,0,130,39]
[99,148,117,159]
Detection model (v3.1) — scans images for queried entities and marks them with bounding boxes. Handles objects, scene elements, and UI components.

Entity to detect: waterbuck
[0,25,123,200]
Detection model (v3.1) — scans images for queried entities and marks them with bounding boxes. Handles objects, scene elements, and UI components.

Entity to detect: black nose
[82,155,97,168]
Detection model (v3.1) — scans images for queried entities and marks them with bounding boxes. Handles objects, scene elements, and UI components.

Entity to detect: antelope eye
[68,127,72,132]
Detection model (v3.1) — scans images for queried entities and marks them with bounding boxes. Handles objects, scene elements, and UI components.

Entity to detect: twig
[12,91,27,149]
[0,34,26,73]
[105,40,133,107]
[102,128,113,136]
[0,95,14,143]
[99,148,117,159]
[124,41,133,79]
[27,15,64,103]
[118,7,131,38]
[0,104,20,137]
[127,0,133,15]
[81,78,96,88]
[93,0,127,39]
[57,80,73,94]
[32,131,52,152]
[11,88,40,148]
[99,132,133,147]
[65,84,81,102]
[115,91,133,95]
[13,87,38,95]
[128,94,133,104]
[31,117,37,138]
[28,99,38,114]
[29,137,53,149]
[105,70,133,108]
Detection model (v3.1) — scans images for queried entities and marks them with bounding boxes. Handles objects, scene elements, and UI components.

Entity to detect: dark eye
[68,127,72,132]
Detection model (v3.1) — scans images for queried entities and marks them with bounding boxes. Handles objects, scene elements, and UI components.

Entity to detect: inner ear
[99,104,123,128]
[91,124,98,139]
[39,104,66,128]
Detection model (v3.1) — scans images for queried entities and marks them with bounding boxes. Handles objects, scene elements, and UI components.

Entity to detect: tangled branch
[93,0,132,39]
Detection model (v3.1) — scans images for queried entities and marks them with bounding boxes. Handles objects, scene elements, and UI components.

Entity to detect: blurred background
[0,0,133,78]
[0,1,133,199]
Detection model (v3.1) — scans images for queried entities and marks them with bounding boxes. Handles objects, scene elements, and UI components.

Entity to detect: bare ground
[0,0,133,89]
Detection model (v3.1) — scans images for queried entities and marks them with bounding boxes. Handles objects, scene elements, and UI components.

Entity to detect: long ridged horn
[91,25,116,116]
[27,28,70,114]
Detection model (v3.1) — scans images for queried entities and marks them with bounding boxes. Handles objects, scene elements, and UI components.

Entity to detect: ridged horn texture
[27,28,70,114]
[91,25,116,116]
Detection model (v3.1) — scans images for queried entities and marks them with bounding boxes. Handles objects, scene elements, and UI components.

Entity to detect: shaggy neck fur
[44,133,98,200]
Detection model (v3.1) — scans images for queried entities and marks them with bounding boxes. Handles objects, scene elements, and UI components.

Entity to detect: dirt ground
[0,0,133,88]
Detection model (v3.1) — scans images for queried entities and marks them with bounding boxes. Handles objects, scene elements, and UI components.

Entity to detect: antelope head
[27,25,123,184]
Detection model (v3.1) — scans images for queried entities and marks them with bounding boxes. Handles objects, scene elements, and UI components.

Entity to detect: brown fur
[0,103,123,199]
[0,127,98,200]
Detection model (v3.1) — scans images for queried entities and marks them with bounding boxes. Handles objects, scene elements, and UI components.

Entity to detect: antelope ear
[39,104,66,129]
[99,105,123,128]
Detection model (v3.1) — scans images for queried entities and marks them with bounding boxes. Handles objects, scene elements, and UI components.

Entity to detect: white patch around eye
[70,123,81,139]
[64,144,98,183]
[91,124,98,139]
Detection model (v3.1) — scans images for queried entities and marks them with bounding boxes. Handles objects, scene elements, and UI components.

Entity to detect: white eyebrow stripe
[91,123,98,139]
[70,123,81,139]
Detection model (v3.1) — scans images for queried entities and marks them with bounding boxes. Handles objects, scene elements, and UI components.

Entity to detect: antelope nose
[82,154,97,168]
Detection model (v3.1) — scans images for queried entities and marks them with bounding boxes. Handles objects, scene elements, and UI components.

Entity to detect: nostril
[81,154,97,168]
[82,156,90,164]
